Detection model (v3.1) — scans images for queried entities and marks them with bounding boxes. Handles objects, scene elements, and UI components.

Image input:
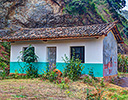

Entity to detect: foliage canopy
[107,0,126,11]
[64,0,95,15]
[21,45,38,64]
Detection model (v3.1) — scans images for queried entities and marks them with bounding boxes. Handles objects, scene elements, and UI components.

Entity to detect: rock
[0,8,8,29]
[0,0,105,29]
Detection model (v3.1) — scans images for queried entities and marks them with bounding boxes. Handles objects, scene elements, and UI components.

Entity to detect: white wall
[10,37,104,63]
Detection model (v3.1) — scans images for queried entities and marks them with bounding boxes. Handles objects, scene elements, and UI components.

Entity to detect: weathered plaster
[10,38,104,63]
[10,38,104,77]
[103,31,117,76]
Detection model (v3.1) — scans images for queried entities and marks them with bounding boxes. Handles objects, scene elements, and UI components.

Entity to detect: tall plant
[62,54,84,81]
[22,45,38,63]
[18,45,39,78]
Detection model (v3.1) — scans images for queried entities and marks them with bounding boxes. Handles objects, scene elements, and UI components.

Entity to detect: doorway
[47,47,56,69]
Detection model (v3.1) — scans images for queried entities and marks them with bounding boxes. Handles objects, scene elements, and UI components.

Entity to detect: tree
[64,0,94,15]
[64,0,87,15]
[123,22,128,38]
[107,0,126,11]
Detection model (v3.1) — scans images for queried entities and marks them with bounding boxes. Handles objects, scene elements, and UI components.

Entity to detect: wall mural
[103,31,117,76]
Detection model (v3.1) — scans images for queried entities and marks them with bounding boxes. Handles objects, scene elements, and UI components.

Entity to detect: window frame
[47,47,57,65]
[70,46,85,63]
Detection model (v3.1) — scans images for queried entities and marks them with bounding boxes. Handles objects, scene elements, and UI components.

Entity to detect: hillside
[0,0,126,29]
[0,0,128,69]
[120,10,128,20]
[0,0,106,30]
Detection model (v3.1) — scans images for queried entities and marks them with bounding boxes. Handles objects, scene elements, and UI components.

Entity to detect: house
[0,21,123,78]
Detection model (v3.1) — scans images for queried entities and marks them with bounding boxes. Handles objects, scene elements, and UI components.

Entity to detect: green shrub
[88,68,99,82]
[21,45,38,63]
[3,54,9,59]
[118,54,128,72]
[0,62,8,69]
[100,78,105,87]
[17,44,39,78]
[110,77,115,84]
[59,80,69,89]
[120,90,128,95]
[64,0,87,15]
[47,71,58,82]
[0,42,10,72]
[26,65,38,78]
[42,70,58,82]
[0,70,6,79]
[94,86,105,100]
[88,68,94,78]
[1,51,6,55]
[86,86,105,100]
[14,70,20,79]
[1,42,11,53]
[86,88,94,100]
[62,54,84,81]
[0,68,9,79]
[111,93,128,100]
[108,88,117,92]
[83,76,95,85]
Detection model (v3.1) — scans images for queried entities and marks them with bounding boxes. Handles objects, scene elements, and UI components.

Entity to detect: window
[47,47,56,67]
[23,46,35,62]
[71,46,85,63]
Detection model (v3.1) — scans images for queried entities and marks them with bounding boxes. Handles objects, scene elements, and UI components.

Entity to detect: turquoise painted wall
[10,62,103,77]
[56,63,103,77]
[10,62,48,74]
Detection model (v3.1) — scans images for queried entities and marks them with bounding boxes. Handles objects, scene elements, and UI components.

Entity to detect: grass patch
[108,88,118,92]
[111,93,128,100]
[0,78,127,100]
[12,95,27,98]
[120,90,128,95]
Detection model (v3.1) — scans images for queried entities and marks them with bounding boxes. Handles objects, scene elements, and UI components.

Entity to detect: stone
[0,0,104,29]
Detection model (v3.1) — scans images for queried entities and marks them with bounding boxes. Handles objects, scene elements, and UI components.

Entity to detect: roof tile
[1,22,118,41]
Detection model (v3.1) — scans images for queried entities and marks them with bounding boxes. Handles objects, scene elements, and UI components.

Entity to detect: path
[115,77,128,88]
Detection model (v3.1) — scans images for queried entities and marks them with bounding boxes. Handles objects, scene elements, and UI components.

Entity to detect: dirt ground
[115,77,128,88]
[0,79,88,100]
[0,79,128,100]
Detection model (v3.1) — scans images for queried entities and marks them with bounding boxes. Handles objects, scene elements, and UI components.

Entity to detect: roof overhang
[0,21,123,43]
[1,35,101,42]
[111,25,124,44]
